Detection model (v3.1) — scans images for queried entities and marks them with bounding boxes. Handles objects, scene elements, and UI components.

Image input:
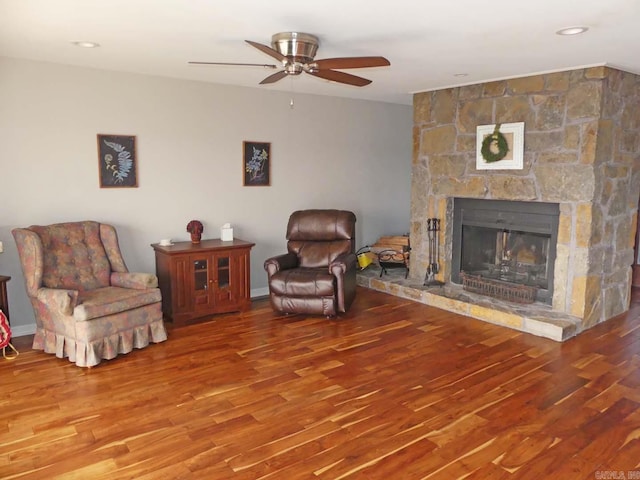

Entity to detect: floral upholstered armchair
[12,221,167,367]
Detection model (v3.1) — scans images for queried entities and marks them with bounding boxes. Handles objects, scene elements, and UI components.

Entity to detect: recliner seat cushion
[269,295,336,317]
[268,268,335,297]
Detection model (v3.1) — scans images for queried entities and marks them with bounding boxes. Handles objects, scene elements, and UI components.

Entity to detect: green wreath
[481,123,509,163]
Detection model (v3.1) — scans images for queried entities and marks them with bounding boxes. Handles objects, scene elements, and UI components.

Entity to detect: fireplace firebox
[451,198,560,304]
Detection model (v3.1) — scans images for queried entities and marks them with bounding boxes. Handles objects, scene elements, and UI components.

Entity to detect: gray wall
[0,57,412,335]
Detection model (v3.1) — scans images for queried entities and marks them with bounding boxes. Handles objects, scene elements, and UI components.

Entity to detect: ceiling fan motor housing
[271,32,319,64]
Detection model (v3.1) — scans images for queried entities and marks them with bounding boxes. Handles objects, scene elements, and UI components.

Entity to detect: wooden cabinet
[152,239,254,325]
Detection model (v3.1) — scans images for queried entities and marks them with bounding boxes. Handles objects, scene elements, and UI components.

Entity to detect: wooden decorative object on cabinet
[151,239,254,326]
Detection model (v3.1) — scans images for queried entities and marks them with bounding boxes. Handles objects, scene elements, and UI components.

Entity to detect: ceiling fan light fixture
[284,63,304,75]
[556,26,589,36]
[305,63,319,74]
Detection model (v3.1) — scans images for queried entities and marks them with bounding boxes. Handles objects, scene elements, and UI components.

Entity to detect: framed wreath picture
[243,141,270,186]
[476,122,524,170]
[97,134,138,188]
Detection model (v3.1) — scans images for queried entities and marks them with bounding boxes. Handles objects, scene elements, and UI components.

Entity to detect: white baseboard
[251,287,269,298]
[11,324,36,338]
[11,288,271,337]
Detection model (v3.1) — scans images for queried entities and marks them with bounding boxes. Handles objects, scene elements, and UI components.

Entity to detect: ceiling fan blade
[245,40,287,63]
[260,70,288,85]
[189,61,277,69]
[314,56,390,70]
[308,69,372,87]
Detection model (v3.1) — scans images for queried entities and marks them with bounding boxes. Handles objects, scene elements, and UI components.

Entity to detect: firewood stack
[371,235,410,260]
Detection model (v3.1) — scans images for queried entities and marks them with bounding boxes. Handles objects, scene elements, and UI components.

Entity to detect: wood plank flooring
[2,287,640,479]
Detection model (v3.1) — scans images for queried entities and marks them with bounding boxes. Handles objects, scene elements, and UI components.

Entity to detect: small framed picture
[243,141,270,186]
[97,134,138,188]
[476,122,524,170]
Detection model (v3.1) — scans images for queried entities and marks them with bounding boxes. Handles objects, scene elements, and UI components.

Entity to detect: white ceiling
[1,0,639,105]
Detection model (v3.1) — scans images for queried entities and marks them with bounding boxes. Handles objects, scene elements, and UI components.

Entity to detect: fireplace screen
[460,226,551,290]
[451,198,560,304]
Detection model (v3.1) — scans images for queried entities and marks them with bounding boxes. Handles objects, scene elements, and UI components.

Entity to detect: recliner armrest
[111,272,158,290]
[329,252,358,314]
[329,252,358,277]
[36,288,79,316]
[264,253,298,277]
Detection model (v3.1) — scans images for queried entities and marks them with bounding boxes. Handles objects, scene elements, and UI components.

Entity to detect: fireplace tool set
[424,218,444,286]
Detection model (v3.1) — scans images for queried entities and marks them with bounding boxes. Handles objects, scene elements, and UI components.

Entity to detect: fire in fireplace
[451,198,560,304]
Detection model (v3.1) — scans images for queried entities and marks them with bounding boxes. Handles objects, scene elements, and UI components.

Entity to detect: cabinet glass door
[217,257,230,288]
[193,259,208,290]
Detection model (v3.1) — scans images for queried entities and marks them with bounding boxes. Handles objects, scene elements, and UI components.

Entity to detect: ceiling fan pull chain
[290,77,295,109]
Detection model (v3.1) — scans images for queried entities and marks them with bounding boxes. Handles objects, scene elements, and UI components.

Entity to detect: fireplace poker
[425,220,431,274]
[424,218,444,286]
[430,219,438,275]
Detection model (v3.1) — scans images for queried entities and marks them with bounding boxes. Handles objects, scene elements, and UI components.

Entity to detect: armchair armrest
[36,288,79,316]
[264,253,298,277]
[111,272,158,290]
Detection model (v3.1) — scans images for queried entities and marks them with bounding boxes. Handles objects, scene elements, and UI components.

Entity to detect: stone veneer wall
[411,67,640,329]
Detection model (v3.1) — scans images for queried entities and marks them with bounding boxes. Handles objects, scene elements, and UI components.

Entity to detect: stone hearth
[357,267,580,341]
[408,66,640,336]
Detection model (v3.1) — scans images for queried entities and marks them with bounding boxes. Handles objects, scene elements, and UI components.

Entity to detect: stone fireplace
[398,66,640,339]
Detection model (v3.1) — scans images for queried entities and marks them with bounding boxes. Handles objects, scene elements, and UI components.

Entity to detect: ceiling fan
[189,32,390,87]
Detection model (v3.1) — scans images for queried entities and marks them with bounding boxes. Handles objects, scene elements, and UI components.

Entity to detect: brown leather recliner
[264,209,357,317]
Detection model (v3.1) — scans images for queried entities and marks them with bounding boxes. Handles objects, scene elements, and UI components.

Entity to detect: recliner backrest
[286,210,356,268]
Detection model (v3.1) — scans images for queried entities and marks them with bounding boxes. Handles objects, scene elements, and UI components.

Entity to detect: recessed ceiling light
[454,73,468,77]
[72,41,100,48]
[556,26,589,36]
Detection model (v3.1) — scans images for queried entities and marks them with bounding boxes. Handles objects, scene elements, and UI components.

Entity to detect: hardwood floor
[2,287,640,479]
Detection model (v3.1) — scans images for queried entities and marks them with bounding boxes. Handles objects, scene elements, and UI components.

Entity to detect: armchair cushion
[74,286,162,322]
